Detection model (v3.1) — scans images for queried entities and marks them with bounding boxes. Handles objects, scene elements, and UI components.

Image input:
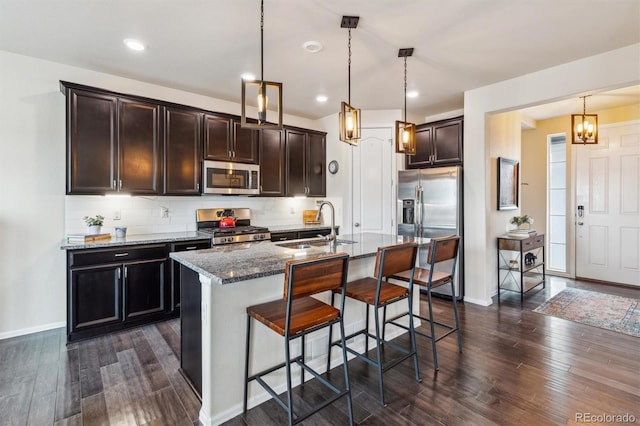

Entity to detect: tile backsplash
[65,195,341,236]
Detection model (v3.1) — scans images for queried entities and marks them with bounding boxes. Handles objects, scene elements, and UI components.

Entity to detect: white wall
[0,50,334,338]
[463,43,640,305]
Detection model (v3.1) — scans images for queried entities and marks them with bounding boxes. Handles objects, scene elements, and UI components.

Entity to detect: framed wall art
[497,157,519,210]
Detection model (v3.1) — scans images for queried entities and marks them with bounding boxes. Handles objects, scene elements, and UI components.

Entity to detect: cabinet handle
[114,252,129,257]
[118,179,123,191]
[117,268,121,279]
[186,246,197,250]
[123,265,127,279]
[113,180,117,190]
[196,183,200,192]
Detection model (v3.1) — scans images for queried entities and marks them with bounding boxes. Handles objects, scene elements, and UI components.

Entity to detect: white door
[575,120,640,286]
[350,128,395,235]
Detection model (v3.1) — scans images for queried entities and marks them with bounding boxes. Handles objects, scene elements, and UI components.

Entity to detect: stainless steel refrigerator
[397,166,463,300]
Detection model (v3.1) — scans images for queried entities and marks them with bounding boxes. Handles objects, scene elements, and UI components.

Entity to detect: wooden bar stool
[385,235,462,371]
[243,253,354,426]
[326,242,421,407]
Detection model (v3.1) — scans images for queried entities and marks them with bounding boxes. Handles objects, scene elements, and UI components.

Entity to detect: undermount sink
[276,238,356,249]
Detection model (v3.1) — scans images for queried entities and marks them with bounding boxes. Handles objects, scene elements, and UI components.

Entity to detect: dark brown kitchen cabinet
[164,107,203,195]
[66,243,169,342]
[204,114,258,164]
[63,82,162,195]
[118,99,162,193]
[259,128,285,196]
[65,88,117,194]
[285,128,326,197]
[406,116,463,169]
[169,239,211,313]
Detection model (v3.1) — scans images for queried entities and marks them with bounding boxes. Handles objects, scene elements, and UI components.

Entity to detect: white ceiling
[1,0,639,120]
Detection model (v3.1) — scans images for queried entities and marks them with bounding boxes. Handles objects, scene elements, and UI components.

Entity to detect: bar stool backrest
[426,235,460,266]
[373,243,418,279]
[283,253,350,300]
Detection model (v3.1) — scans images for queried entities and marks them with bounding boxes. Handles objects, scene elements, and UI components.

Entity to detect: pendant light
[339,16,361,145]
[241,0,283,130]
[571,95,597,144]
[395,48,416,155]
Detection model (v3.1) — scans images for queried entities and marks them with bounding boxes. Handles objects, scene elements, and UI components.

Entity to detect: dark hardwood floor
[1,276,638,425]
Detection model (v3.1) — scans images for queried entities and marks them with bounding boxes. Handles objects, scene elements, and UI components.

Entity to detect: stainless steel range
[196,208,270,245]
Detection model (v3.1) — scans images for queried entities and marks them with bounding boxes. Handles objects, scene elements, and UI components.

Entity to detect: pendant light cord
[348,28,352,104]
[260,0,264,82]
[403,56,407,123]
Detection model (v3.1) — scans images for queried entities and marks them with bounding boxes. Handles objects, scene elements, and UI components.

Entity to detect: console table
[497,233,545,303]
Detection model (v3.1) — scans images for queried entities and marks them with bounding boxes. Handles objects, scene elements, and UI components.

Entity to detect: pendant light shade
[571,95,597,144]
[395,48,416,155]
[339,16,361,145]
[241,0,283,130]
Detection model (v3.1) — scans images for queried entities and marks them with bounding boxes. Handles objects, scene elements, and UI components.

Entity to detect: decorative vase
[87,225,102,235]
[518,223,531,231]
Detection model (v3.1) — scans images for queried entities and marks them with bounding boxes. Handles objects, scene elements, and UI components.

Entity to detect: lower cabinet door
[123,258,167,319]
[70,264,122,331]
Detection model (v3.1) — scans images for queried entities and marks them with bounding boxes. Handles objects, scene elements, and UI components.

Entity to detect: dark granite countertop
[170,232,430,285]
[60,231,211,250]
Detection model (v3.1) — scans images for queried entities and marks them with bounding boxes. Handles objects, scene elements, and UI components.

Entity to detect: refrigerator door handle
[415,185,423,228]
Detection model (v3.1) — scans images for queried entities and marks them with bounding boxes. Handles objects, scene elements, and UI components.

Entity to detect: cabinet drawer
[522,235,544,250]
[498,235,544,251]
[171,240,211,252]
[69,244,168,267]
[271,232,298,242]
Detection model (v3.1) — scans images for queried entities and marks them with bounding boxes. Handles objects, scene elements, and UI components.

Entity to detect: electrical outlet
[161,207,169,218]
[113,210,121,220]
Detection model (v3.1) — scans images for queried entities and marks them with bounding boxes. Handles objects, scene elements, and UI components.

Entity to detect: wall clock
[328,160,339,174]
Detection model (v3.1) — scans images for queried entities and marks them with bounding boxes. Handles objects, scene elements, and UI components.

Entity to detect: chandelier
[571,95,597,144]
[241,0,283,129]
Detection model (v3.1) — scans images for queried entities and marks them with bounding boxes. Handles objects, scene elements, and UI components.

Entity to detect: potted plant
[510,214,534,230]
[83,214,105,235]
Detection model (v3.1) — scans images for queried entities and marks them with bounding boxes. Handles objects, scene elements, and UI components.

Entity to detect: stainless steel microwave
[202,160,260,195]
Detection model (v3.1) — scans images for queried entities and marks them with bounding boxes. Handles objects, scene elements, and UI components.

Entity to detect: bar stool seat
[327,242,421,407]
[248,298,339,336]
[243,253,354,426]
[386,235,462,372]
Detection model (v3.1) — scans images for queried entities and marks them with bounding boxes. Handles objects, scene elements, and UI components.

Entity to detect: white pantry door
[351,128,395,235]
[575,120,640,286]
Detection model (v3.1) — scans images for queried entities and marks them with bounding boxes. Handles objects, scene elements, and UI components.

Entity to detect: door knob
[354,222,360,227]
[577,222,584,225]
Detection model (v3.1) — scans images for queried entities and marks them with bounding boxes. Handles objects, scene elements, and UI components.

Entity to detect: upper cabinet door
[285,129,306,196]
[67,89,117,194]
[203,114,232,161]
[118,99,162,194]
[231,120,258,164]
[259,129,285,196]
[203,115,258,163]
[432,117,463,166]
[164,107,202,195]
[306,132,326,197]
[406,125,432,169]
[406,116,463,169]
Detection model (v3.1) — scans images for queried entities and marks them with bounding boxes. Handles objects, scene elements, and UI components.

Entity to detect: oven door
[202,160,259,195]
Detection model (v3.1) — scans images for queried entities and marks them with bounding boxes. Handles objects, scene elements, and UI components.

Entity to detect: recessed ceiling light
[316,95,328,103]
[303,41,323,53]
[241,72,256,81]
[407,91,419,98]
[123,38,146,51]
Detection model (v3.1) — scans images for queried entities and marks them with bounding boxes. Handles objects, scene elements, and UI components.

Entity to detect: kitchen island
[170,232,429,426]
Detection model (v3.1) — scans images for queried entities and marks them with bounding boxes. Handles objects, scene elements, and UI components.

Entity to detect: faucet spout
[316,201,336,244]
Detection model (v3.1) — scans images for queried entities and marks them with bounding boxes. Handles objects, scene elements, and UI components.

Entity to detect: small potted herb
[83,214,105,235]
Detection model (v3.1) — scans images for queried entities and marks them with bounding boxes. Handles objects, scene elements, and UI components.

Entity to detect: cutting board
[303,210,322,224]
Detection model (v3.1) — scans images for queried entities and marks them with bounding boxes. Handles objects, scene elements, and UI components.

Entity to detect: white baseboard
[463,296,493,306]
[0,321,66,341]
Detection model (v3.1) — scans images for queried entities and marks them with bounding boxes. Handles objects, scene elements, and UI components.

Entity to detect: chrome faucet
[315,201,336,245]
